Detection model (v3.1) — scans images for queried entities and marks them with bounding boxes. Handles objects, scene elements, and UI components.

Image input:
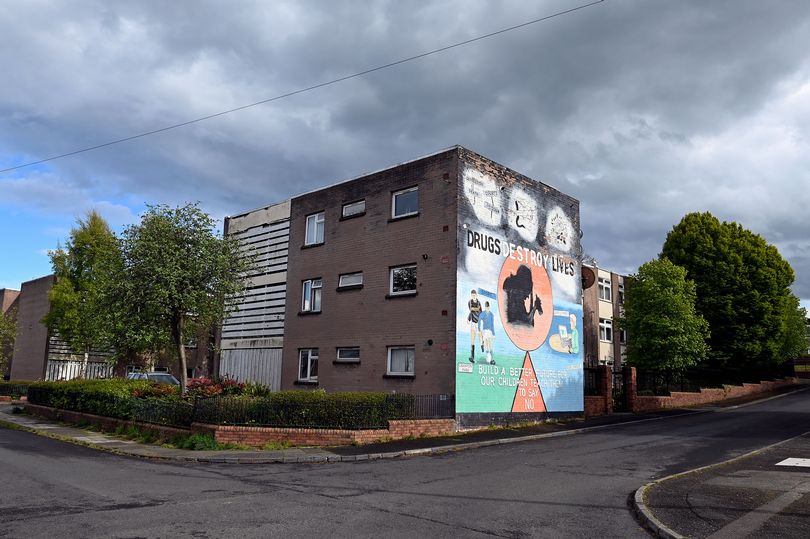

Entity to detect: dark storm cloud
[1,0,810,302]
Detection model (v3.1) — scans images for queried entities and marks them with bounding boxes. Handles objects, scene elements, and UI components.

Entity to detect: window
[618,282,625,305]
[387,346,415,376]
[342,200,365,218]
[338,272,363,288]
[336,347,360,363]
[619,328,627,344]
[391,187,419,218]
[599,318,613,342]
[598,277,612,301]
[301,278,322,312]
[305,212,324,245]
[389,264,417,295]
[298,349,318,382]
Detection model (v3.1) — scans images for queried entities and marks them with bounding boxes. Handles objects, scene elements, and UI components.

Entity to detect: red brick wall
[584,396,606,417]
[194,418,457,447]
[632,379,797,412]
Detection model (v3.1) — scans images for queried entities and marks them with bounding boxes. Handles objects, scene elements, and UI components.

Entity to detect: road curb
[630,428,810,538]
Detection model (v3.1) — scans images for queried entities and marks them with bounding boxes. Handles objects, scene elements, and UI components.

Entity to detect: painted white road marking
[776,457,810,467]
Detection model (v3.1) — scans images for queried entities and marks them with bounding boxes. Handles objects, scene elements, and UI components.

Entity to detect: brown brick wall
[10,276,54,381]
[281,149,459,393]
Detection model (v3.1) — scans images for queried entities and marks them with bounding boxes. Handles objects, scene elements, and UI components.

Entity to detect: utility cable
[0,0,605,174]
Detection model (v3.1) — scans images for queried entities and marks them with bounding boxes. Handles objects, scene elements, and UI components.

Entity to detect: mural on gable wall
[456,166,584,414]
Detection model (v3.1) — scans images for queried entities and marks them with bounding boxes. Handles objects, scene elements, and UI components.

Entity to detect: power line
[1,0,605,174]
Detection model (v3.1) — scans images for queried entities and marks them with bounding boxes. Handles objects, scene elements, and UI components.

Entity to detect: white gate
[45,360,114,381]
[219,348,282,390]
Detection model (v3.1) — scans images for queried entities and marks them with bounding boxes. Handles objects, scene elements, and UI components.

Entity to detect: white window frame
[618,282,625,305]
[391,187,419,219]
[298,349,318,382]
[599,318,613,343]
[387,346,415,376]
[304,211,325,246]
[342,200,365,218]
[336,347,360,363]
[301,278,322,312]
[598,277,612,302]
[338,272,363,288]
[389,264,417,296]
[619,328,627,345]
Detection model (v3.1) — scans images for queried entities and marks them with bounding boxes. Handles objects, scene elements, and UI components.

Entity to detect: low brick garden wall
[194,418,457,447]
[632,378,798,413]
[24,403,190,440]
[22,403,457,447]
[584,396,609,417]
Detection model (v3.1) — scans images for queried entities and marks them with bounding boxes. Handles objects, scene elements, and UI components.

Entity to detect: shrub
[131,383,180,400]
[186,377,247,398]
[27,379,152,419]
[193,391,417,429]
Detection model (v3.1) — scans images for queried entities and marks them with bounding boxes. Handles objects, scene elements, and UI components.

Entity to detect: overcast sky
[1,0,809,309]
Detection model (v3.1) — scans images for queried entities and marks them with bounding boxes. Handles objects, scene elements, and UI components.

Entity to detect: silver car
[126,372,180,385]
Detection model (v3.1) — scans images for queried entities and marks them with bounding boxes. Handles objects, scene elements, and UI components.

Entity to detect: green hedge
[193,391,416,429]
[27,379,153,419]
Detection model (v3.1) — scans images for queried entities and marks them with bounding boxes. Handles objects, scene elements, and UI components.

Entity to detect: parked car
[126,372,180,385]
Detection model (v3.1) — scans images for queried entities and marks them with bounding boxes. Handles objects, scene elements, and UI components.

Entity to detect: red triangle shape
[511,352,546,412]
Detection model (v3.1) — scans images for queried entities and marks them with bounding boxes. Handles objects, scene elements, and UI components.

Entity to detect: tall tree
[661,212,803,368]
[117,204,251,391]
[44,211,120,376]
[620,258,709,371]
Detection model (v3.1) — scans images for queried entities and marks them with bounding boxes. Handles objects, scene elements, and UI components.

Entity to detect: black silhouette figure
[502,265,543,326]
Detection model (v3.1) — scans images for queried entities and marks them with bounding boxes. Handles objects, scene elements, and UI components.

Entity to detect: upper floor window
[298,349,318,382]
[302,278,322,312]
[342,200,365,218]
[619,328,627,344]
[391,187,419,219]
[338,272,363,288]
[599,318,613,342]
[305,212,324,245]
[598,277,612,302]
[389,264,417,295]
[618,282,625,305]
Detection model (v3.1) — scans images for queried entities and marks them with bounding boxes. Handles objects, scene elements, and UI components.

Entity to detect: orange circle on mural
[497,253,553,351]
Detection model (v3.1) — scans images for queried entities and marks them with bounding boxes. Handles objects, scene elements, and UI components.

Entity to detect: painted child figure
[467,289,482,362]
[478,301,496,364]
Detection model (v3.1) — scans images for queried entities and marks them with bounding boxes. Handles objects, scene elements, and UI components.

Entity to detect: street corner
[634,432,810,538]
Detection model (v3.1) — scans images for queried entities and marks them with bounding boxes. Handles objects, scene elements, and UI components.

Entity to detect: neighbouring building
[581,264,627,370]
[1,287,20,379]
[221,146,584,425]
[7,274,212,381]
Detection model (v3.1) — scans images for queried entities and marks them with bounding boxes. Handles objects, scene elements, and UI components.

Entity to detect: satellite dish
[581,266,596,289]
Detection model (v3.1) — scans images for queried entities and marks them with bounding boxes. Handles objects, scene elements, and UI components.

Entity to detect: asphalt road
[1,389,809,539]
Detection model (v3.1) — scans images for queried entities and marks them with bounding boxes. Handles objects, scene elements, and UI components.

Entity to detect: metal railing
[0,384,29,398]
[583,368,603,396]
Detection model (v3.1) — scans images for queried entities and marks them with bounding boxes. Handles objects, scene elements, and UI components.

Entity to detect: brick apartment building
[221,146,585,424]
[581,264,627,369]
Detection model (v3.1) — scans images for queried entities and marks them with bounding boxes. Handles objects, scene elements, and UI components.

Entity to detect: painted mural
[456,166,584,414]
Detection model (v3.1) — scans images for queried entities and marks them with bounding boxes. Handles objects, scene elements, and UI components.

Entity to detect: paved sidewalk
[636,431,810,538]
[1,384,805,465]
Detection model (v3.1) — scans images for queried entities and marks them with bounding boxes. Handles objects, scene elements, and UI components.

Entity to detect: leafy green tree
[620,258,709,370]
[0,307,17,377]
[661,212,803,368]
[44,211,120,376]
[116,204,251,391]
